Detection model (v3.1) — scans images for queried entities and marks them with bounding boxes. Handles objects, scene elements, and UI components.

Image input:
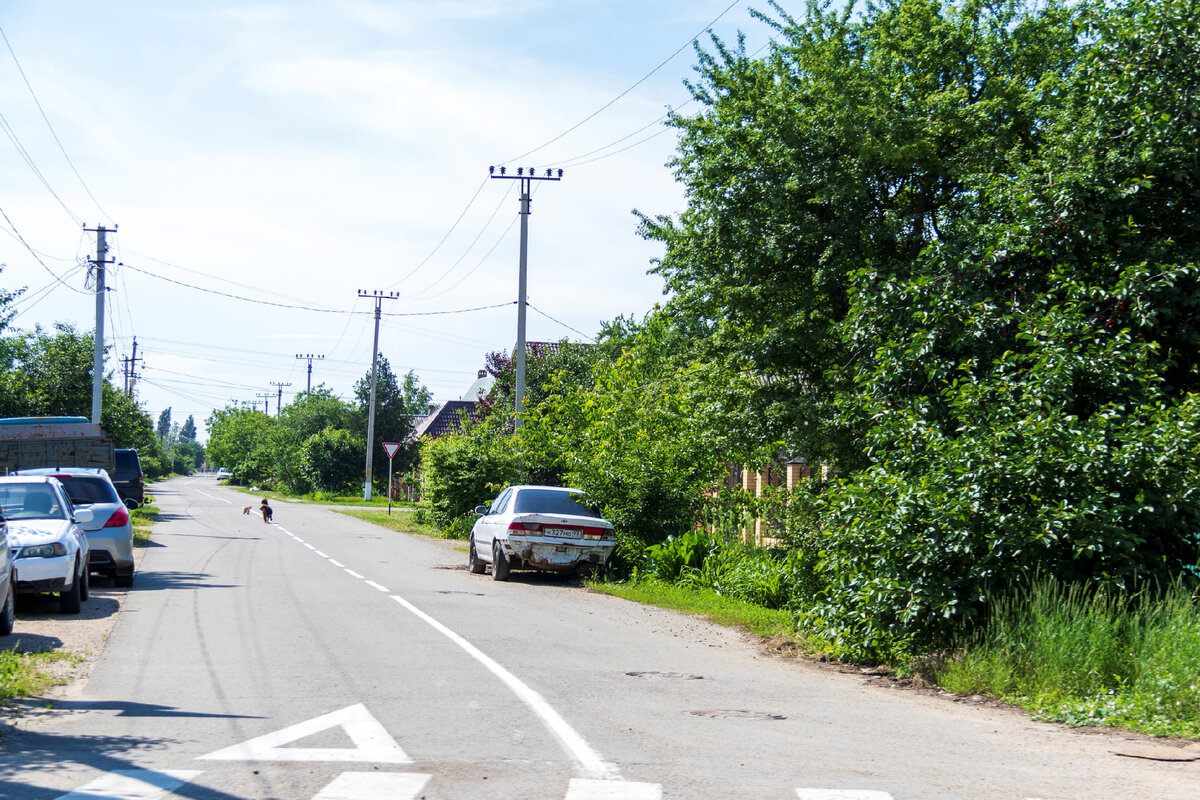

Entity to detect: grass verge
[0,648,81,706]
[130,499,158,547]
[591,578,802,641]
[930,580,1200,740]
[333,508,454,539]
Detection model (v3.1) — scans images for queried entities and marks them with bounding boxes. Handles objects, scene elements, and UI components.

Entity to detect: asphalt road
[0,476,1195,799]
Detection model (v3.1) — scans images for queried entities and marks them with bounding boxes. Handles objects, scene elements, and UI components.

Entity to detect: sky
[0,1,776,442]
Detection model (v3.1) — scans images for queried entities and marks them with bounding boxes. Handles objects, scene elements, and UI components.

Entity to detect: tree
[156,408,172,446]
[205,406,274,483]
[179,415,197,442]
[301,428,364,493]
[0,323,99,417]
[352,357,425,480]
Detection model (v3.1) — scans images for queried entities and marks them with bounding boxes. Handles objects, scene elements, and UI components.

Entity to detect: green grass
[592,578,802,641]
[0,648,80,705]
[932,580,1200,739]
[130,500,158,547]
[333,508,453,538]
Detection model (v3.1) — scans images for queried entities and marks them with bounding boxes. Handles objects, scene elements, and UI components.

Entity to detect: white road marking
[344,569,365,580]
[197,703,411,764]
[313,772,432,800]
[54,770,201,799]
[796,791,895,800]
[566,778,663,799]
[329,558,345,568]
[192,489,231,504]
[304,543,316,551]
[314,549,328,558]
[365,580,389,593]
[389,593,620,781]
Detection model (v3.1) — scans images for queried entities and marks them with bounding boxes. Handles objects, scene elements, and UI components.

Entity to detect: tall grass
[934,580,1200,738]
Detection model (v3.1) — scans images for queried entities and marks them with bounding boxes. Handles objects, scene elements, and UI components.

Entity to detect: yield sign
[198,704,411,763]
[382,442,401,459]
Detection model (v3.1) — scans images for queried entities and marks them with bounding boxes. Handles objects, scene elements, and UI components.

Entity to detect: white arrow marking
[313,771,432,799]
[197,703,411,763]
[565,778,663,799]
[796,791,895,800]
[54,770,201,800]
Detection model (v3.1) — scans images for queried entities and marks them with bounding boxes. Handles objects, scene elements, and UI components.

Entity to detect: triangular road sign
[382,442,400,459]
[198,704,411,764]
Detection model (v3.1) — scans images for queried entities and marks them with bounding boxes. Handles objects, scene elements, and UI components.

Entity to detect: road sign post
[382,442,400,514]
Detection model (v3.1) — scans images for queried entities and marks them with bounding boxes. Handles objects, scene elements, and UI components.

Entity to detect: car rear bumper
[501,536,615,570]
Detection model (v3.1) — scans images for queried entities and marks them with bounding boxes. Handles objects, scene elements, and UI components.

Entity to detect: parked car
[13,468,135,588]
[0,475,92,613]
[112,448,145,508]
[0,516,14,635]
[214,468,232,480]
[468,485,616,581]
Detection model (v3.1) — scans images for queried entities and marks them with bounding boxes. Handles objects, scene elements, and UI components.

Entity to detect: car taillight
[508,521,540,532]
[583,527,604,538]
[104,506,130,528]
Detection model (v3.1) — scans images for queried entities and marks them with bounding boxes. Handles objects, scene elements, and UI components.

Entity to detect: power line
[499,1,742,165]
[0,204,90,294]
[388,175,491,289]
[527,303,595,342]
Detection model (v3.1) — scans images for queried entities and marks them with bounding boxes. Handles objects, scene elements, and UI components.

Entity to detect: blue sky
[1,1,775,439]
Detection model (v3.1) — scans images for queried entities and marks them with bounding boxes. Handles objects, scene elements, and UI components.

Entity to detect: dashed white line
[192,489,232,504]
[364,580,389,593]
[329,558,345,568]
[304,543,317,551]
[345,569,365,580]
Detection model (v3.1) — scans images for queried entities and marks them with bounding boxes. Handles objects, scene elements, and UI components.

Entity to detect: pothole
[687,710,786,721]
[626,671,704,680]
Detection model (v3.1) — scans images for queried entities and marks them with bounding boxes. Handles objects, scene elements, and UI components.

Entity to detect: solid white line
[313,771,432,799]
[54,770,202,799]
[389,594,620,781]
[566,778,662,799]
[795,791,895,800]
[365,580,389,593]
[345,569,365,580]
[192,489,232,504]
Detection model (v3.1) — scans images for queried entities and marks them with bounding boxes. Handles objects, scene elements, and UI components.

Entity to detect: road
[0,476,1195,799]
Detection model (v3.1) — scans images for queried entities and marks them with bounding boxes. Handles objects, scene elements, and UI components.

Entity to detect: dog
[242,505,252,515]
[260,499,273,523]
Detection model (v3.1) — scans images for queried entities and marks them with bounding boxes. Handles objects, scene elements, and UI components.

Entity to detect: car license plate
[542,527,580,538]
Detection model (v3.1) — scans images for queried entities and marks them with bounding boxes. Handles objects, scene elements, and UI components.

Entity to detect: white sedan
[468,485,616,581]
[0,475,92,613]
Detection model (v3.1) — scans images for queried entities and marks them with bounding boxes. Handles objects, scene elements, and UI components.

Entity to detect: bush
[419,433,522,529]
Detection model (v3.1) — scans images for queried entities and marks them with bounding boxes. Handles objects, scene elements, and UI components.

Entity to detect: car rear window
[52,475,120,505]
[513,489,601,518]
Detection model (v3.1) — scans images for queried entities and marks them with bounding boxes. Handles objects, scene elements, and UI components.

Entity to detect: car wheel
[467,538,486,574]
[115,569,134,589]
[59,558,83,614]
[79,566,90,601]
[0,585,14,636]
[491,540,511,582]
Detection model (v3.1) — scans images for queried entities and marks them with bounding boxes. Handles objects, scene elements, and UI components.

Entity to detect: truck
[0,416,116,476]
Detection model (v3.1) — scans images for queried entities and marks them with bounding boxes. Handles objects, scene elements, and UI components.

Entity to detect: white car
[0,516,14,635]
[214,469,232,479]
[468,485,616,581]
[0,476,92,614]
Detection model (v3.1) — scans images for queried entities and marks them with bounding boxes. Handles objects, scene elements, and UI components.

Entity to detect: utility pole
[256,392,272,415]
[270,381,291,417]
[85,224,115,423]
[295,353,324,395]
[488,166,562,428]
[358,290,397,501]
[122,338,143,395]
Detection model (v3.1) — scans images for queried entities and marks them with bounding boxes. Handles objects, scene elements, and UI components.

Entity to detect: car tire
[467,538,486,574]
[59,559,83,614]
[0,585,14,636]
[115,569,134,589]
[491,540,511,582]
[79,566,90,601]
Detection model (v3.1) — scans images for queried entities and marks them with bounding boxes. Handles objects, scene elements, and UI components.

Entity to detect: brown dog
[260,499,273,523]
[242,505,252,515]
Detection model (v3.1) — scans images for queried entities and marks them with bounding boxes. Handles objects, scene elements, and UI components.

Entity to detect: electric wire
[499,0,742,165]
[0,25,113,224]
[527,303,596,342]
[404,181,516,299]
[0,204,90,294]
[388,175,490,289]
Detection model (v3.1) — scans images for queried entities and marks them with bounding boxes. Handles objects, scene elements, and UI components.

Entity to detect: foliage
[418,428,523,530]
[352,357,425,481]
[300,427,364,493]
[204,406,276,484]
[169,439,205,474]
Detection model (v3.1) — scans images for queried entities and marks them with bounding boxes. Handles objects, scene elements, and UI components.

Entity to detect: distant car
[468,485,616,581]
[0,475,92,613]
[111,448,145,508]
[0,516,14,635]
[13,468,134,588]
[214,469,232,480]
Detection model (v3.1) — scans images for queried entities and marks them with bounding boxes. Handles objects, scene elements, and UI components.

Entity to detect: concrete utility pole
[358,290,397,501]
[270,382,291,417]
[488,166,562,428]
[122,337,143,395]
[295,353,324,395]
[256,393,272,415]
[85,224,115,423]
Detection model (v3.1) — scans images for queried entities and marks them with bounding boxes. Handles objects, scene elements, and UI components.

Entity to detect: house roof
[412,400,479,439]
